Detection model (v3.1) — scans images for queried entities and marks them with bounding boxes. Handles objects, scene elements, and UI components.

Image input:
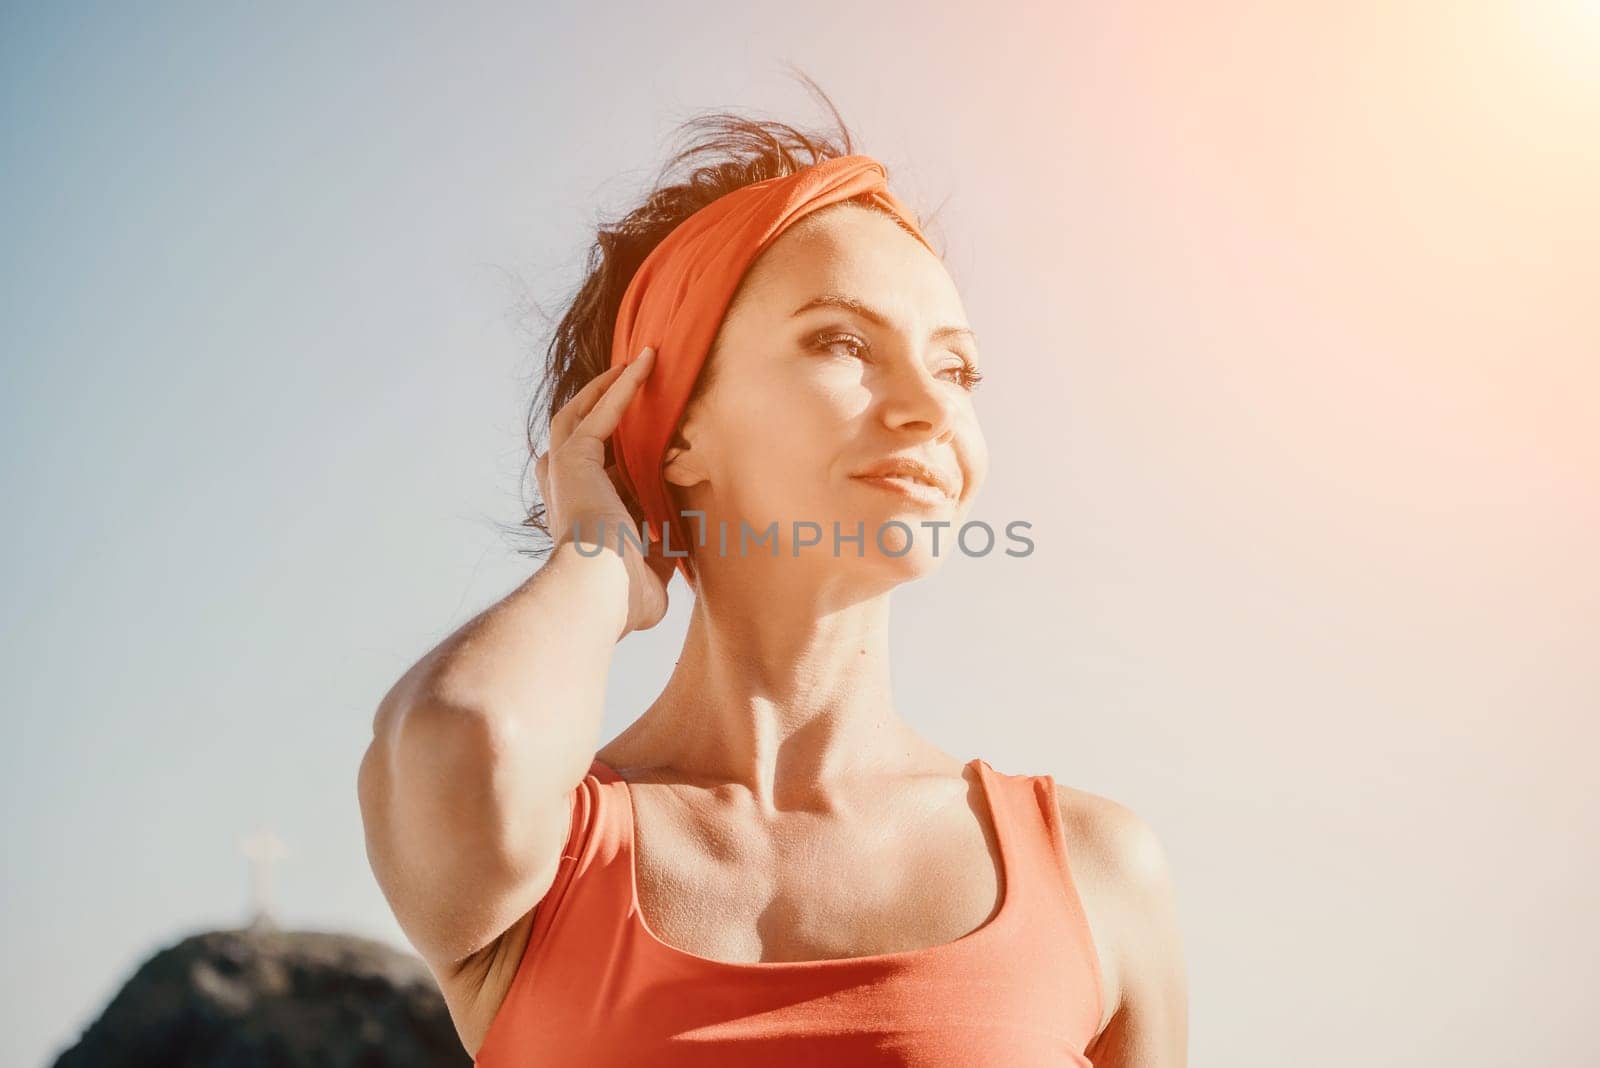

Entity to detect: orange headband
[609,153,937,583]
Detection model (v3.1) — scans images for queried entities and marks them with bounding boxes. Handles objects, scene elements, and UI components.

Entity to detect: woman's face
[663,203,989,582]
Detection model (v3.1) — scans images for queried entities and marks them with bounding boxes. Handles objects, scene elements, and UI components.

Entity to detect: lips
[850,456,958,500]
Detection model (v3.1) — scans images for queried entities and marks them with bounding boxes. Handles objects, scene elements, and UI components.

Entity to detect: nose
[877,353,959,443]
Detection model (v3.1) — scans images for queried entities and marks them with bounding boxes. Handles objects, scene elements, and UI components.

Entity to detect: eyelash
[811,331,985,392]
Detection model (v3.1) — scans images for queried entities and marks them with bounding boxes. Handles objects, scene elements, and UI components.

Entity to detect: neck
[613,554,936,807]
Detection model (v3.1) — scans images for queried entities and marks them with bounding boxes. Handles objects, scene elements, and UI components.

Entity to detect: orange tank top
[473,757,1105,1066]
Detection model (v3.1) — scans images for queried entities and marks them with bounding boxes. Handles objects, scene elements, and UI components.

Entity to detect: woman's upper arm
[1073,793,1189,1067]
[357,702,577,977]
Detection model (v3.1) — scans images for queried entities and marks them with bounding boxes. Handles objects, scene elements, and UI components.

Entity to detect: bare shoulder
[1052,782,1188,1066]
[1052,782,1176,898]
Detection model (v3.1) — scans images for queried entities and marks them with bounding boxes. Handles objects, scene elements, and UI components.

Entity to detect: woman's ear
[661,409,709,491]
[662,442,707,490]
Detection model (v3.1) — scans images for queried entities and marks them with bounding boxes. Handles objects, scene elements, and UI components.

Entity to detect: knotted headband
[608,152,937,583]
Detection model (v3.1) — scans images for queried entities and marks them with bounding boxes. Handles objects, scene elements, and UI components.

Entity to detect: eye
[944,357,985,392]
[811,330,984,392]
[811,331,869,361]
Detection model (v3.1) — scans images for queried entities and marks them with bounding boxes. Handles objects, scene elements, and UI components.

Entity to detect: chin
[831,518,949,579]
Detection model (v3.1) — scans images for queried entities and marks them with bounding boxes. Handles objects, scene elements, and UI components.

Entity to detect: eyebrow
[791,294,978,345]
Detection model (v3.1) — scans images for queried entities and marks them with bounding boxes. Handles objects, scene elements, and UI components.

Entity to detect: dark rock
[52,920,471,1067]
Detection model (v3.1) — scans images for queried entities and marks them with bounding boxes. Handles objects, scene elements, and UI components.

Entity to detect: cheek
[720,408,848,521]
[956,409,989,476]
[966,433,990,486]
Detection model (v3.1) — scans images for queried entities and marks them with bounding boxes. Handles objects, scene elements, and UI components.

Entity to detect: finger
[550,365,627,451]
[549,356,636,450]
[573,346,655,443]
[606,463,647,526]
[647,547,677,584]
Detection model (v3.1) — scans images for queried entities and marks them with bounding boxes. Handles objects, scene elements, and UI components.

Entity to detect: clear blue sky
[4,3,1597,1065]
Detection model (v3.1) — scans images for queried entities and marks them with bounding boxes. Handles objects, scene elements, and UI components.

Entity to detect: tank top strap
[970,759,1076,898]
[971,758,1106,1029]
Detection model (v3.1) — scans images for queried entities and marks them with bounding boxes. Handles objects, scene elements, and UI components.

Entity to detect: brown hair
[509,71,944,571]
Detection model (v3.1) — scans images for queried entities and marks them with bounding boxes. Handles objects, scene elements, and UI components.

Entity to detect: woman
[359,96,1187,1066]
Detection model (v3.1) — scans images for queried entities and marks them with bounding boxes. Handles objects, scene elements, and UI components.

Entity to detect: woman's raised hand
[534,346,677,636]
